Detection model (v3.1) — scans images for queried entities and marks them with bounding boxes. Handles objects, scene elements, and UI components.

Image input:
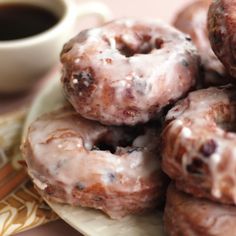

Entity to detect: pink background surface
[12,0,193,235]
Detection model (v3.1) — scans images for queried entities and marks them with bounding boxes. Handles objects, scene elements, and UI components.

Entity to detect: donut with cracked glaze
[22,106,168,219]
[162,85,236,204]
[164,183,236,236]
[208,0,236,78]
[60,18,200,126]
[174,0,228,87]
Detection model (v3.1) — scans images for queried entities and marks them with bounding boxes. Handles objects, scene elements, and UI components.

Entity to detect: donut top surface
[166,86,236,130]
[174,1,210,53]
[61,18,200,125]
[23,107,162,204]
[163,86,236,202]
[174,0,225,83]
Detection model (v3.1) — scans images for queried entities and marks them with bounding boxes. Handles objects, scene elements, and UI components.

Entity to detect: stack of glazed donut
[22,18,200,219]
[21,0,236,231]
[163,0,236,235]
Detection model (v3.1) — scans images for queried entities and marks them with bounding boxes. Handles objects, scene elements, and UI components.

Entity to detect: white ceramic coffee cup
[0,0,111,93]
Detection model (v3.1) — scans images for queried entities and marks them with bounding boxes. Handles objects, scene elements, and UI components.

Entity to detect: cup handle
[75,1,112,24]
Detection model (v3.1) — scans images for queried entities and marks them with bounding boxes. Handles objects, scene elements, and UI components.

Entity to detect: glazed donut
[162,86,236,204]
[164,183,236,236]
[60,19,200,125]
[22,106,168,219]
[208,0,236,78]
[173,0,228,87]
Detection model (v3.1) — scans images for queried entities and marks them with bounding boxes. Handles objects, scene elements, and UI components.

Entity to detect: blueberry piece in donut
[164,183,236,236]
[161,85,236,205]
[199,139,218,157]
[173,0,229,87]
[208,0,236,79]
[22,106,169,219]
[61,19,200,126]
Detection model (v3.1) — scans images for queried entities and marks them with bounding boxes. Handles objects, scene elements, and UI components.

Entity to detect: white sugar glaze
[162,86,236,204]
[22,106,167,218]
[61,18,200,125]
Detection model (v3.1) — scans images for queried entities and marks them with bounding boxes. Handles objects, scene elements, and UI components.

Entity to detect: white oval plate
[22,71,165,236]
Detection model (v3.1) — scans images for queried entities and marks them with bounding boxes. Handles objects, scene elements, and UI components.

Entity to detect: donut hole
[92,126,145,154]
[116,36,164,57]
[117,126,146,148]
[94,140,116,154]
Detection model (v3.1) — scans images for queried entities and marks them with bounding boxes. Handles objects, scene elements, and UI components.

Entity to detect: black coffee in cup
[0,3,59,41]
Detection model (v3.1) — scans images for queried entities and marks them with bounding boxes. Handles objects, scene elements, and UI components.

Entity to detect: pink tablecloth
[14,0,192,235]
